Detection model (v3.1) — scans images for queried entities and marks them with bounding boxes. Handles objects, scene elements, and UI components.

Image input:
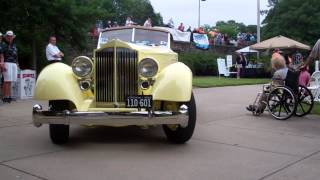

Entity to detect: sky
[149,0,269,29]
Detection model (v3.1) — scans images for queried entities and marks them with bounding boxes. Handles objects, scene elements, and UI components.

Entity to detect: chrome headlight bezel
[138,58,158,78]
[71,56,93,78]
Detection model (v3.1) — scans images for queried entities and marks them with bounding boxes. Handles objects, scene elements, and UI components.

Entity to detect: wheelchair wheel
[295,85,314,117]
[267,86,297,120]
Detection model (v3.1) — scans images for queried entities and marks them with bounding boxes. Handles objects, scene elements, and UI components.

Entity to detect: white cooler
[11,69,36,99]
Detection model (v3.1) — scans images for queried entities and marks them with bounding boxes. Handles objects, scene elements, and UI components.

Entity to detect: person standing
[0,32,4,46]
[236,53,247,78]
[0,31,18,103]
[0,32,4,99]
[178,23,185,32]
[303,39,320,68]
[186,26,192,32]
[143,17,152,27]
[125,17,134,26]
[46,36,64,64]
[105,20,112,28]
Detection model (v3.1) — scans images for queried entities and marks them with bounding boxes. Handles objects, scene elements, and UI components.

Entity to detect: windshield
[98,28,169,48]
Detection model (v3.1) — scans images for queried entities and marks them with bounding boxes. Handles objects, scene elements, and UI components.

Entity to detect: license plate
[126,95,152,108]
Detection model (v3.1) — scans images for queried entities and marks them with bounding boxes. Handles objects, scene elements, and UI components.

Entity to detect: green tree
[262,0,320,45]
[100,0,163,26]
[206,20,256,39]
[0,0,163,72]
[0,0,104,71]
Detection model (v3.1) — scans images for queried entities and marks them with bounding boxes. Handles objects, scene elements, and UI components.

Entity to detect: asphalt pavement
[0,85,320,180]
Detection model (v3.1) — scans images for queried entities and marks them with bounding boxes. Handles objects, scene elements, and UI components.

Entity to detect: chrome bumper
[32,104,189,128]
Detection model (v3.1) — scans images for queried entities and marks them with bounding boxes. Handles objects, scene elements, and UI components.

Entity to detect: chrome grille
[95,48,138,104]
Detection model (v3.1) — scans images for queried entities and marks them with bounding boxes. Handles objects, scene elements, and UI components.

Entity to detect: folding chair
[308,71,320,102]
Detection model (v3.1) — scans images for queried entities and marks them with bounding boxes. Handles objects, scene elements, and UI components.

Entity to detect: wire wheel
[267,86,297,120]
[295,85,314,117]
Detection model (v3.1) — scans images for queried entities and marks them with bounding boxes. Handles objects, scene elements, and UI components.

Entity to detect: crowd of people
[91,16,154,38]
[237,32,257,46]
[175,22,257,47]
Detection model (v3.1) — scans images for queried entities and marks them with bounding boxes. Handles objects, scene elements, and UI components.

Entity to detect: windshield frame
[97,27,171,49]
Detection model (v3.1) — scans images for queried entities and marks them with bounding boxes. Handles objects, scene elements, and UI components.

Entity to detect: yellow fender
[152,62,192,102]
[34,63,93,111]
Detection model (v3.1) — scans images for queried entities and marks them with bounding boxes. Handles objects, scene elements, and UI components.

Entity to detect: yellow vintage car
[32,26,196,144]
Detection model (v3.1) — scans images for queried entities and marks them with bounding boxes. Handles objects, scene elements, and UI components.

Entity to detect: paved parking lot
[0,85,320,180]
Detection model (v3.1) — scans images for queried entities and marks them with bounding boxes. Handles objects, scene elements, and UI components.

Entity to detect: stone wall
[172,41,238,55]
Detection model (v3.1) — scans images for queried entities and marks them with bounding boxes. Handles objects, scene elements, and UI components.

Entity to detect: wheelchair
[252,70,314,120]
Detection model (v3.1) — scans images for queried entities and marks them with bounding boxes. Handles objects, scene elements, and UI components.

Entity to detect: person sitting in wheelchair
[246,55,288,113]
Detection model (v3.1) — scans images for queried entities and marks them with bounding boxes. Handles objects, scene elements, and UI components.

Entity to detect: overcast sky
[149,0,269,28]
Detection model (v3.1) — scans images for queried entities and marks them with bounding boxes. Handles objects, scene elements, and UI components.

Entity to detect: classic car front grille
[95,48,138,104]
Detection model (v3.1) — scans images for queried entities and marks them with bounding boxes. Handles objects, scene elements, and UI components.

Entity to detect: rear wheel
[295,85,314,117]
[163,93,196,144]
[49,100,70,144]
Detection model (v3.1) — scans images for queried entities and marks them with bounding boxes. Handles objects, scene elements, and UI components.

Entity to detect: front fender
[34,63,93,111]
[152,62,192,102]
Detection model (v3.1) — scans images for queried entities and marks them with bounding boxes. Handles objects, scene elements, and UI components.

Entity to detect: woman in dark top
[236,53,247,78]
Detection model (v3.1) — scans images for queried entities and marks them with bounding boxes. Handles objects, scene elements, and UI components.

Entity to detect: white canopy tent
[236,46,259,53]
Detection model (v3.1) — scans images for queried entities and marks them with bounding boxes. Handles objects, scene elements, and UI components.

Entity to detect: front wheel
[49,124,69,144]
[163,93,197,144]
[48,100,71,144]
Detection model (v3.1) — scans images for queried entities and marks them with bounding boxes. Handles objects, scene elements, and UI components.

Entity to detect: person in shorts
[0,31,18,103]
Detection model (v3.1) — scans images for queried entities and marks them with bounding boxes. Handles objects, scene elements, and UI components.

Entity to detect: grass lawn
[193,76,270,88]
[312,102,320,115]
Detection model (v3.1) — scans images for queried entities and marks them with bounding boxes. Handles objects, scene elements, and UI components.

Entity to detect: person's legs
[246,91,267,113]
[2,62,16,103]
[2,81,11,102]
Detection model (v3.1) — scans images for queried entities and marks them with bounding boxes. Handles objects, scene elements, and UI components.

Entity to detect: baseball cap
[5,30,15,36]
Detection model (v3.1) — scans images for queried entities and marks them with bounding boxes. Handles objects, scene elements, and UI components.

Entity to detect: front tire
[49,124,69,144]
[163,93,197,144]
[48,100,71,144]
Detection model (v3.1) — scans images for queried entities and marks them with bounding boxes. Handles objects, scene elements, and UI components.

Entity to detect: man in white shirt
[46,36,64,64]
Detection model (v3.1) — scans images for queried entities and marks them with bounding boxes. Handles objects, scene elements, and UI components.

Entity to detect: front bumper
[32,104,189,128]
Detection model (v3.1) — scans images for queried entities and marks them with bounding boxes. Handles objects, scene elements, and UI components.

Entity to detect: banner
[155,27,191,42]
[193,33,209,50]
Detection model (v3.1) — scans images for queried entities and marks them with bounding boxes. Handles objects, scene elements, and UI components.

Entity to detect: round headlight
[138,58,158,78]
[72,56,93,78]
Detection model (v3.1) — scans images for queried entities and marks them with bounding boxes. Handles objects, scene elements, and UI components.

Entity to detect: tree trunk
[32,39,37,74]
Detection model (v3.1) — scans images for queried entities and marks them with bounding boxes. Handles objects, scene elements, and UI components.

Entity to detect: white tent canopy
[250,35,311,50]
[236,46,258,53]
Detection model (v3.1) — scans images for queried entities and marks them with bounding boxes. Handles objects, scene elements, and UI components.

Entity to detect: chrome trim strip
[32,105,188,128]
[132,28,135,42]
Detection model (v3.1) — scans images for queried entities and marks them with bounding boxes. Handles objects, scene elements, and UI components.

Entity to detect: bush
[179,52,223,76]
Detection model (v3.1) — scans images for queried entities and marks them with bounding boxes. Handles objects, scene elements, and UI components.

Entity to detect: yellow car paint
[34,63,93,111]
[34,38,192,112]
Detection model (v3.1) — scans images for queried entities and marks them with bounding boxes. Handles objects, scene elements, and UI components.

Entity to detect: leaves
[262,0,320,45]
[0,0,163,70]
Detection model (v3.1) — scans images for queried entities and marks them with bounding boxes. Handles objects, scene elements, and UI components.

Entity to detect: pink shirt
[299,70,311,86]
